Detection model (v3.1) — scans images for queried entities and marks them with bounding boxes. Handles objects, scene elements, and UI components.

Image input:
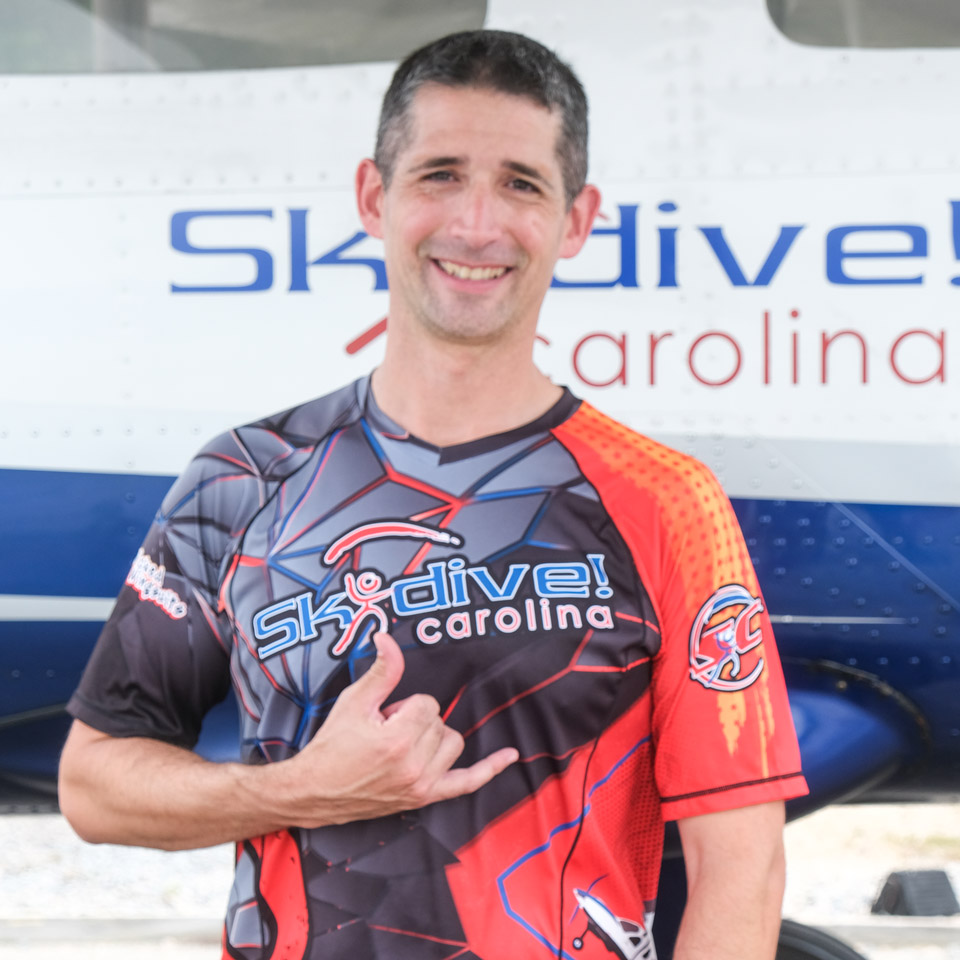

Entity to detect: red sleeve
[553,402,807,821]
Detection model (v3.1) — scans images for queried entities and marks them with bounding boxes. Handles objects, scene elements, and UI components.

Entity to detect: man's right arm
[58,631,519,851]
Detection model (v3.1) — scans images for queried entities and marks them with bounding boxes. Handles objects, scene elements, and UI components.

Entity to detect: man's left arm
[673,800,786,960]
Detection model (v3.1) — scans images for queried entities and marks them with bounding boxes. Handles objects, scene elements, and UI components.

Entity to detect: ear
[355,158,385,239]
[558,184,602,259]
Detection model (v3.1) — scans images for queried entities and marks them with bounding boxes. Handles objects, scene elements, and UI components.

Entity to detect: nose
[450,181,503,247]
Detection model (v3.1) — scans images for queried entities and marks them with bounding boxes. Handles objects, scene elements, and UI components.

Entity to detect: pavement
[781,803,960,959]
[0,803,957,959]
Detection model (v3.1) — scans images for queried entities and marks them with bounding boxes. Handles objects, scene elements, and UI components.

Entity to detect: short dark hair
[374,30,588,207]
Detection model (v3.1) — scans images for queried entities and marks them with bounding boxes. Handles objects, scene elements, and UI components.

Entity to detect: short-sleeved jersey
[69,378,806,960]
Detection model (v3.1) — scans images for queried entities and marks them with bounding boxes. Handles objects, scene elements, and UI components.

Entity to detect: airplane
[0,0,957,958]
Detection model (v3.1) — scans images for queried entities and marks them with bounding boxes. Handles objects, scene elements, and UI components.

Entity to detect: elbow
[58,760,105,844]
[58,731,112,845]
[63,815,110,846]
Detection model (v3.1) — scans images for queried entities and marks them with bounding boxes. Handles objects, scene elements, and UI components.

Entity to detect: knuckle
[367,657,388,680]
[409,693,440,716]
[407,781,432,806]
[398,759,424,790]
[380,736,408,764]
[412,694,441,719]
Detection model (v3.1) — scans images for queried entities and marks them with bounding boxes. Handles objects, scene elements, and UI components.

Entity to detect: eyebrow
[407,156,556,191]
[408,156,462,173]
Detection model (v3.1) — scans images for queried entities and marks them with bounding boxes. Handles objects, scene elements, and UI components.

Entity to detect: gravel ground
[0,944,216,960]
[0,804,957,959]
[782,804,960,960]
[783,803,960,917]
[0,815,233,922]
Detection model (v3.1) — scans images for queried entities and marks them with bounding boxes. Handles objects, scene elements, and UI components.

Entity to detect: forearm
[58,723,294,850]
[672,858,784,959]
[673,802,786,960]
[59,635,518,851]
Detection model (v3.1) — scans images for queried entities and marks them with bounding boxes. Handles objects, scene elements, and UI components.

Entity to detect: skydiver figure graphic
[330,570,392,657]
[706,620,741,685]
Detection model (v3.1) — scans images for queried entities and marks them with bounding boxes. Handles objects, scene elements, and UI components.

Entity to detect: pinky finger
[431,747,520,802]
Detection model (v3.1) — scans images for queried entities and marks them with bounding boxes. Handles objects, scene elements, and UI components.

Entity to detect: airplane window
[0,0,487,74]
[767,0,960,47]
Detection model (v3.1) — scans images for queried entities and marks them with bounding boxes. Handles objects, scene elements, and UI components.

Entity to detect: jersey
[68,377,807,960]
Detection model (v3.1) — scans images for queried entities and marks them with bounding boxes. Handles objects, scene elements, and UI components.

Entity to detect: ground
[0,804,957,959]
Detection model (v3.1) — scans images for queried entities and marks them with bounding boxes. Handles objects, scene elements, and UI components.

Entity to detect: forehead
[399,84,562,167]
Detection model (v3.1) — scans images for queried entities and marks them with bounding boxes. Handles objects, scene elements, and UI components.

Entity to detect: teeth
[438,260,507,281]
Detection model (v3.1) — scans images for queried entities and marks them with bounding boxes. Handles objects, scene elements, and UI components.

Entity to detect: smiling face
[356,84,599,348]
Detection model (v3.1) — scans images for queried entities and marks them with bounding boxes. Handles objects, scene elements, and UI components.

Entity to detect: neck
[372,330,561,447]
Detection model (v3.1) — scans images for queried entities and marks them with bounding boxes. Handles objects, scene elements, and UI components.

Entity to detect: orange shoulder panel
[553,401,807,819]
[553,401,760,630]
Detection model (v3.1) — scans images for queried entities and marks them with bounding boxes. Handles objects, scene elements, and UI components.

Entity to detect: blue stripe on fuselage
[0,468,957,782]
[0,467,175,597]
[2,466,958,621]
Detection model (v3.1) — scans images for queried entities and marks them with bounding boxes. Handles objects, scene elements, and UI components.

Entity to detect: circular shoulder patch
[688,584,765,691]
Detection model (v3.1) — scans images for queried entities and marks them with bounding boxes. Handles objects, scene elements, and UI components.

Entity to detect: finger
[410,721,464,784]
[380,699,404,719]
[382,693,441,742]
[429,746,520,803]
[345,631,405,715]
[404,714,449,773]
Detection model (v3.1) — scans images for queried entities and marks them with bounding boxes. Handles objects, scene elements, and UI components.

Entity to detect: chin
[428,319,518,346]
[418,307,519,346]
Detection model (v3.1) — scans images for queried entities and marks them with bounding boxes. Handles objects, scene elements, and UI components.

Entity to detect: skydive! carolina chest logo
[688,584,765,691]
[252,521,616,660]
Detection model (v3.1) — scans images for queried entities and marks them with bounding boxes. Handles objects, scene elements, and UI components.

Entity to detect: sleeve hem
[66,692,197,749]
[661,772,808,821]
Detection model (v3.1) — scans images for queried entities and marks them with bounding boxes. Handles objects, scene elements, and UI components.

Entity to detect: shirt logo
[571,888,653,959]
[125,548,187,620]
[688,584,765,691]
[252,521,616,660]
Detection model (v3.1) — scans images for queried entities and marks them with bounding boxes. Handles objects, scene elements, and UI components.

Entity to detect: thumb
[350,631,405,713]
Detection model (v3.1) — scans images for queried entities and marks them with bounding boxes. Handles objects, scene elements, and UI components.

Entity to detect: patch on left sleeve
[689,583,765,691]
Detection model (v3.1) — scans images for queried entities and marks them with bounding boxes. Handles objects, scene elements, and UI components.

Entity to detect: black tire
[776,919,869,960]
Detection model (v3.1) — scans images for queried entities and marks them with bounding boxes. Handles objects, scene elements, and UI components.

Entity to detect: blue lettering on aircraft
[699,225,804,286]
[825,225,927,285]
[168,201,960,293]
[170,210,274,292]
[288,210,388,291]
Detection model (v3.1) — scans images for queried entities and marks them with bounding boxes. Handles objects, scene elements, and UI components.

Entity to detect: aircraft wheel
[572,937,584,950]
[776,919,869,960]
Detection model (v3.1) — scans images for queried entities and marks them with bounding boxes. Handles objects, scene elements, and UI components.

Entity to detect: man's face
[357,84,598,346]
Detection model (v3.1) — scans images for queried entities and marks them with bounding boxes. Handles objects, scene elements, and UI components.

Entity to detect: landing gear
[572,936,584,949]
[777,919,869,960]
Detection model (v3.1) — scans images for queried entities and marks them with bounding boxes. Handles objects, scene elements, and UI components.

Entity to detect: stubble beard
[414,297,518,347]
[411,262,527,347]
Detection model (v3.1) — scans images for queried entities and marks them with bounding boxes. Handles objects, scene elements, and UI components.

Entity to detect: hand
[286,631,519,826]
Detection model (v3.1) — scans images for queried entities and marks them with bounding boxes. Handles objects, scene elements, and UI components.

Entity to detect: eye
[509,177,540,193]
[423,169,455,182]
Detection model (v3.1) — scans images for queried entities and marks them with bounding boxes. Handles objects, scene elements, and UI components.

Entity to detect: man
[59,30,807,960]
